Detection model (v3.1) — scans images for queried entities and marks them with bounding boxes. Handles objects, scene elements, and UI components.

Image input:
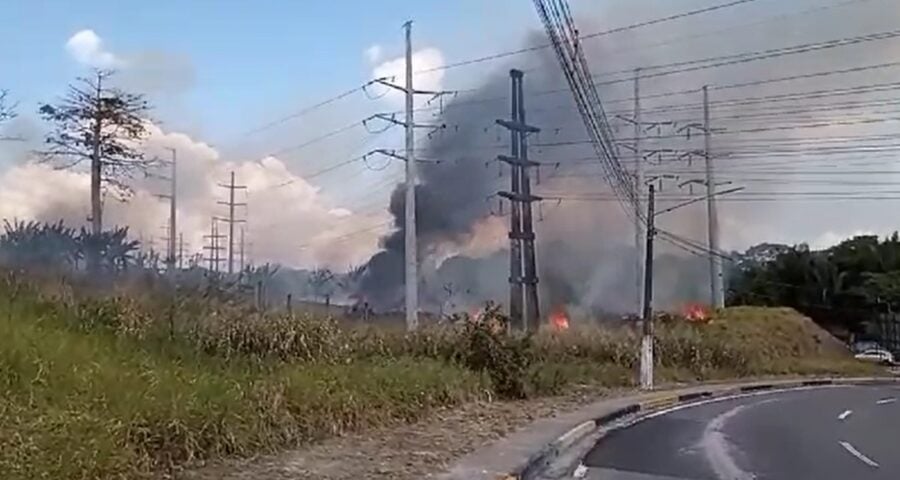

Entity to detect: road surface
[581,384,900,479]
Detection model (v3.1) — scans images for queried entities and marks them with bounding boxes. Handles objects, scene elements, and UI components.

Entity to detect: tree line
[728,234,900,336]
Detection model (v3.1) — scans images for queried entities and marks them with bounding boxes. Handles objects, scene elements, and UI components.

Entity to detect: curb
[503,376,899,480]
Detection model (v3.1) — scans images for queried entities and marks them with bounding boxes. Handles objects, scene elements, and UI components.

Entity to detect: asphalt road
[581,384,900,480]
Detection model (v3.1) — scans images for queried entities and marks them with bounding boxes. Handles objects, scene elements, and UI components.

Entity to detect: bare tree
[309,267,336,306]
[0,89,16,126]
[337,264,366,293]
[37,70,153,238]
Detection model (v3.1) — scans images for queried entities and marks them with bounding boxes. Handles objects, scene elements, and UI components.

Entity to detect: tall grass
[0,274,877,479]
[0,282,486,479]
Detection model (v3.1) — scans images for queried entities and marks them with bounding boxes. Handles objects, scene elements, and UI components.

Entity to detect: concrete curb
[454,376,899,480]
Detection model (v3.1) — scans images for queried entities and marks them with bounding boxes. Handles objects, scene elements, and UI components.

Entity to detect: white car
[854,349,896,365]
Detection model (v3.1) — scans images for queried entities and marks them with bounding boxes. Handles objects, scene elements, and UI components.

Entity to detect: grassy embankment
[0,278,877,479]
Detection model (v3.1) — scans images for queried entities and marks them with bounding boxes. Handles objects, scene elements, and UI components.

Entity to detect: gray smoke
[356,32,681,313]
[357,0,900,316]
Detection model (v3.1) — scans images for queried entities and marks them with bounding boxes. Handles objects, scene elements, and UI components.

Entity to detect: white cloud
[0,125,385,270]
[65,29,120,68]
[364,44,383,64]
[372,47,445,107]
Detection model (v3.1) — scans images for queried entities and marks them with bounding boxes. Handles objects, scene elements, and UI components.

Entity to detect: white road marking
[700,402,769,480]
[876,397,896,405]
[572,463,588,478]
[838,409,853,420]
[839,441,880,468]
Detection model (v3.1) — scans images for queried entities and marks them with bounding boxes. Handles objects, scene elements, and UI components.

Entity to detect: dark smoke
[358,0,900,316]
[356,33,668,313]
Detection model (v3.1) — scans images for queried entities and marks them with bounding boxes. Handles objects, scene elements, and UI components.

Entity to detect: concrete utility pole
[152,148,178,273]
[404,21,418,332]
[640,180,744,390]
[633,68,644,315]
[703,86,725,308]
[167,148,177,272]
[503,71,524,327]
[517,74,540,329]
[640,184,656,390]
[178,233,184,270]
[218,171,247,275]
[239,226,246,272]
[369,22,454,332]
[497,69,542,332]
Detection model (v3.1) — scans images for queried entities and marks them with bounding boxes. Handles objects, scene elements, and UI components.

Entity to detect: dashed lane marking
[839,441,880,468]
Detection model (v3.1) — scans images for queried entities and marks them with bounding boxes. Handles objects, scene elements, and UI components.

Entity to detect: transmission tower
[497,69,542,332]
[217,171,247,275]
[203,217,226,273]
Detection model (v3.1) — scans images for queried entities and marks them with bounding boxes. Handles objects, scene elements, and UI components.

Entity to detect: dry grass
[0,274,879,480]
[0,288,486,480]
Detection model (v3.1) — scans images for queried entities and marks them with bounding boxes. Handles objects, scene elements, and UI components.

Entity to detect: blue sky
[0,0,534,141]
[5,0,900,266]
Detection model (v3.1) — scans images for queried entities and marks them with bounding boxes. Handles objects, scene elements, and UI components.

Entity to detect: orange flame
[549,306,570,331]
[682,303,710,323]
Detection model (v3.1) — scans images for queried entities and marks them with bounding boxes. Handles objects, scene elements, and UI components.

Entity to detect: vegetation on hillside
[729,234,900,337]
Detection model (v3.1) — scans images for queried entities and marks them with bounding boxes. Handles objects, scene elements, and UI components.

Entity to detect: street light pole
[640,184,656,390]
[639,184,744,390]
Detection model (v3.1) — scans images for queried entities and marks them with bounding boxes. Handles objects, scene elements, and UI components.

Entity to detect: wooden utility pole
[497,69,542,331]
[218,171,247,275]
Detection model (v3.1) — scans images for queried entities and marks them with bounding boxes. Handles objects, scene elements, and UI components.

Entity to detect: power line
[415,0,763,75]
[243,80,378,136]
[588,28,900,83]
[406,59,900,120]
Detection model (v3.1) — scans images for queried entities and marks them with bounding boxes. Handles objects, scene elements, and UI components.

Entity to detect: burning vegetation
[549,305,570,331]
[682,303,712,323]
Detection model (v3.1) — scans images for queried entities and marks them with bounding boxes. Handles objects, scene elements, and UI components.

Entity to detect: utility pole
[369,21,453,332]
[239,226,246,272]
[218,171,247,275]
[203,217,226,273]
[633,68,644,316]
[151,147,178,273]
[640,180,743,390]
[703,86,724,308]
[641,184,656,390]
[517,72,540,330]
[502,70,523,328]
[178,233,184,270]
[167,148,177,272]
[404,21,418,332]
[497,69,542,331]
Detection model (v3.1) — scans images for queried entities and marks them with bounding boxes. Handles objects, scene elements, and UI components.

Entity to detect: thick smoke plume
[356,29,705,315]
[357,0,900,318]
